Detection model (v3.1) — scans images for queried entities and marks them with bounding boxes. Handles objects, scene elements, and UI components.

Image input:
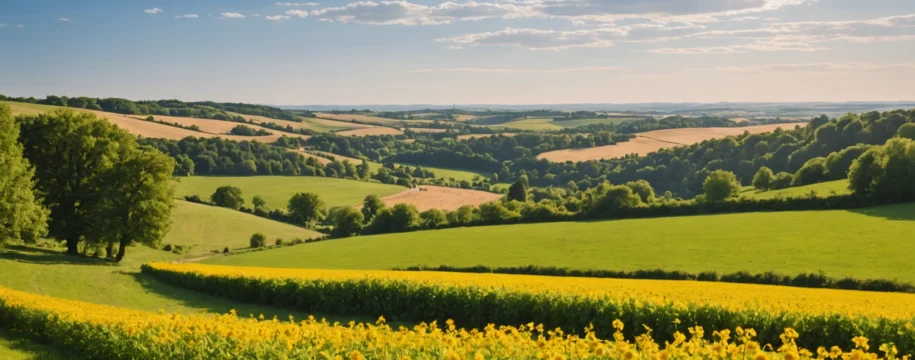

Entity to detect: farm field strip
[538,123,804,162]
[335,126,404,136]
[315,112,404,126]
[143,262,915,353]
[741,180,853,199]
[204,203,915,283]
[376,185,502,211]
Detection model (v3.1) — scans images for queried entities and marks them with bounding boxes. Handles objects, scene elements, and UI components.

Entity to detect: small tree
[419,209,448,229]
[752,166,775,191]
[361,194,385,224]
[249,233,266,248]
[507,180,528,202]
[389,203,420,232]
[211,186,245,210]
[329,206,364,238]
[625,180,655,203]
[897,123,915,140]
[773,172,794,189]
[703,170,740,202]
[252,195,267,210]
[287,192,326,227]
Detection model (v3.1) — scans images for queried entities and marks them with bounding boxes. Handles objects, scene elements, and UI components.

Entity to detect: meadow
[741,180,853,199]
[494,118,564,131]
[172,175,406,208]
[552,117,642,128]
[206,203,915,282]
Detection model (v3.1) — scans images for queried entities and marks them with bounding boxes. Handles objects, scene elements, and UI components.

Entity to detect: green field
[740,179,852,199]
[207,203,915,282]
[395,163,490,182]
[494,118,563,131]
[552,118,640,128]
[173,176,406,209]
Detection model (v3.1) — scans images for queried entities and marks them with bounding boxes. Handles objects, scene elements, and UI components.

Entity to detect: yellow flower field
[148,263,915,320]
[0,284,905,360]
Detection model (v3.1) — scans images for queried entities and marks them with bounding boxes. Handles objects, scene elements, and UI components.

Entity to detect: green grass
[207,203,915,282]
[553,118,640,128]
[493,118,563,131]
[740,180,852,200]
[396,163,490,183]
[0,200,358,357]
[173,176,406,209]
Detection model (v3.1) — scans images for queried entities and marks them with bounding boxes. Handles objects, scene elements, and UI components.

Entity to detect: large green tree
[752,166,775,191]
[328,206,364,238]
[702,170,740,202]
[506,180,528,202]
[18,110,134,254]
[211,186,245,210]
[93,148,175,261]
[0,104,47,246]
[361,194,385,224]
[287,192,327,227]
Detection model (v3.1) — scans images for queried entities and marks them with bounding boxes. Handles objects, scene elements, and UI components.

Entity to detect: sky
[1,0,914,105]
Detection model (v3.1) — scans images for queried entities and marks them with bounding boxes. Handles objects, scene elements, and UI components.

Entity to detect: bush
[773,172,793,189]
[702,170,740,202]
[274,238,284,246]
[751,166,774,191]
[249,233,266,248]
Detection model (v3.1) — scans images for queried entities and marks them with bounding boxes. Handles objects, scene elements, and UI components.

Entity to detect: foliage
[792,157,828,186]
[773,172,794,189]
[328,206,364,238]
[625,180,656,203]
[419,209,448,229]
[144,263,915,353]
[229,124,271,136]
[252,195,266,210]
[210,186,245,210]
[249,233,266,248]
[138,137,328,177]
[287,192,327,227]
[899,123,915,140]
[17,110,171,258]
[0,104,47,246]
[703,171,741,202]
[361,194,385,224]
[752,166,775,191]
[507,179,528,202]
[848,138,915,201]
[397,265,915,293]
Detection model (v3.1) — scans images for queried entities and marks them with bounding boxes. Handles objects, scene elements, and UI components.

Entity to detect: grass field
[396,163,490,182]
[335,127,404,136]
[173,176,406,208]
[206,203,915,282]
[377,186,501,211]
[493,118,563,131]
[740,179,852,199]
[552,118,641,128]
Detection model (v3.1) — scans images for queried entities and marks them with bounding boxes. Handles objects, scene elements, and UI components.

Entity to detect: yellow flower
[349,350,365,360]
[852,336,869,351]
[613,319,625,331]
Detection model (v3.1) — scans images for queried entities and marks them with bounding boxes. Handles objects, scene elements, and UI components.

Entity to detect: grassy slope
[0,200,338,357]
[553,118,640,128]
[3,101,65,117]
[173,176,406,209]
[208,203,915,282]
[493,118,563,131]
[740,179,852,199]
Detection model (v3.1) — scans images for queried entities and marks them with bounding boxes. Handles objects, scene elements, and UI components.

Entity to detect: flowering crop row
[141,263,915,354]
[0,284,906,360]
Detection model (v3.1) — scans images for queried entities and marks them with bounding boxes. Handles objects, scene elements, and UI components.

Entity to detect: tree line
[0,106,173,261]
[0,94,309,122]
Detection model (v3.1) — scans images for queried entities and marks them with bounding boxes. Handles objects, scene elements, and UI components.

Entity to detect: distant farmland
[376,185,502,211]
[538,123,803,162]
[740,179,852,199]
[173,176,405,209]
[336,127,404,136]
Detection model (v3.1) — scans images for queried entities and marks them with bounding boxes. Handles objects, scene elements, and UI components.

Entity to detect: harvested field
[405,128,447,133]
[376,186,502,211]
[307,150,364,164]
[538,123,803,162]
[453,114,479,121]
[227,112,348,133]
[3,101,298,142]
[457,133,516,140]
[336,127,404,136]
[133,114,308,140]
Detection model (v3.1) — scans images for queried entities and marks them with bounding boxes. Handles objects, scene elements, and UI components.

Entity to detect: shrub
[249,233,266,248]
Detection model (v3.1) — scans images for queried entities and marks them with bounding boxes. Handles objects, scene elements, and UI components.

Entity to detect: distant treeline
[554,115,805,135]
[396,265,915,294]
[0,94,311,121]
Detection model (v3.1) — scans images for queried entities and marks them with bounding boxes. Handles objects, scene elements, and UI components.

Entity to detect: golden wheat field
[336,126,405,136]
[538,123,804,162]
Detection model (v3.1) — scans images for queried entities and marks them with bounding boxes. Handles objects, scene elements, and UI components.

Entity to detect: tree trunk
[66,236,80,255]
[105,242,115,258]
[115,240,128,262]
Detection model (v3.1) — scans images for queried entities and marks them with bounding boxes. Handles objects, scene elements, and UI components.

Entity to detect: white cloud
[285,10,310,18]
[690,62,915,73]
[59,18,72,22]
[438,27,619,50]
[175,14,199,19]
[311,1,538,25]
[144,8,164,14]
[221,12,246,19]
[411,66,625,73]
[267,15,292,20]
[277,2,320,6]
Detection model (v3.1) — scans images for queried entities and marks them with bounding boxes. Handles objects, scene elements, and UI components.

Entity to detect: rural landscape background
[2,0,915,359]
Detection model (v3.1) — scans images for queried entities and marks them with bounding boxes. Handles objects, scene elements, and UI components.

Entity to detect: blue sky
[1,0,914,105]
